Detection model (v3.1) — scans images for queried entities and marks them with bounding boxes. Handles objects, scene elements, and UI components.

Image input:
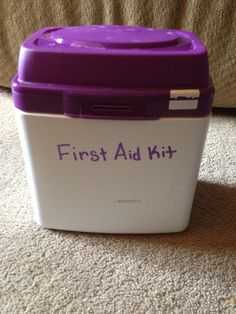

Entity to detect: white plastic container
[12,26,214,233]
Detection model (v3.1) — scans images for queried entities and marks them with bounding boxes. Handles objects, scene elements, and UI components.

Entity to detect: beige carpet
[0,88,236,313]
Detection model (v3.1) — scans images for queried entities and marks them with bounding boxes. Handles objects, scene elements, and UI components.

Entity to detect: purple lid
[12,25,214,118]
[49,26,180,49]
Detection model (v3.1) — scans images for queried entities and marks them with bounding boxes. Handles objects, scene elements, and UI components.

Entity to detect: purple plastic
[12,25,214,118]
[49,26,180,48]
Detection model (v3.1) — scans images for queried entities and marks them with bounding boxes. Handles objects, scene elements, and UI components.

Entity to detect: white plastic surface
[15,109,210,233]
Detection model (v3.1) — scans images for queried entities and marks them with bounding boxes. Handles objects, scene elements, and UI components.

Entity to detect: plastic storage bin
[12,25,214,233]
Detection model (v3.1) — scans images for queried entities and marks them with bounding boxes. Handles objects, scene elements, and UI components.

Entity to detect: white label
[169,89,199,110]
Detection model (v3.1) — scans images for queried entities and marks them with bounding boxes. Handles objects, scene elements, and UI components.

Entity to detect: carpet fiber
[0,88,236,313]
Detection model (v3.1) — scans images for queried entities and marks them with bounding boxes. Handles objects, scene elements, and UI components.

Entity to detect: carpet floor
[0,88,236,313]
